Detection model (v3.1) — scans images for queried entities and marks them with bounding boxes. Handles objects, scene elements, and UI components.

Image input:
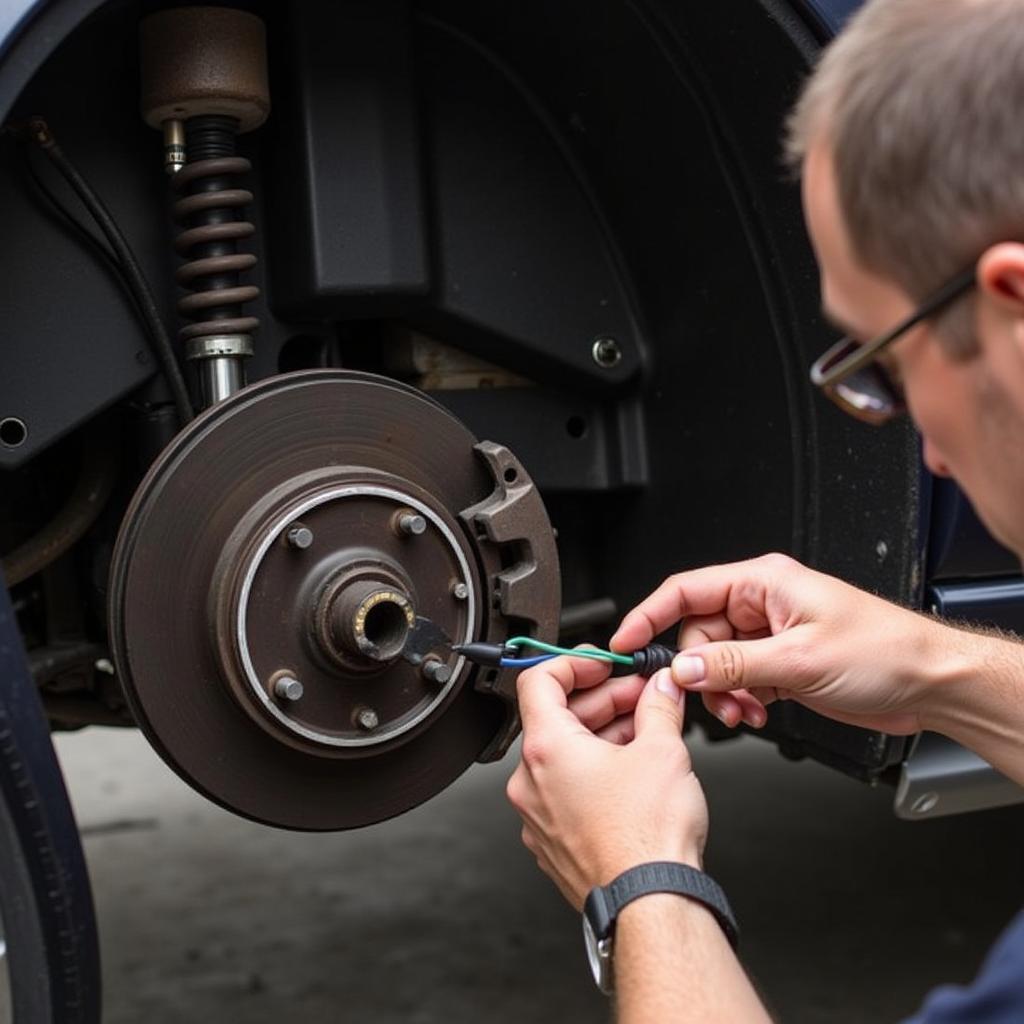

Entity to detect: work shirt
[902,910,1024,1024]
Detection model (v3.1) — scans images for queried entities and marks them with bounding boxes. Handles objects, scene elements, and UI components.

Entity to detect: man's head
[787,0,1024,556]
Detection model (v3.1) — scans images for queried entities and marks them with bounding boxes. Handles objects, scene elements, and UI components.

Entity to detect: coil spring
[171,116,260,343]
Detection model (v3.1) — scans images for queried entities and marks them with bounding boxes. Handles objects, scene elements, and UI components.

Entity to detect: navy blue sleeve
[902,910,1024,1024]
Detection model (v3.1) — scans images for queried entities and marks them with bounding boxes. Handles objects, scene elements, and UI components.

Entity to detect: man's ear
[977,244,1024,359]
[977,243,1024,312]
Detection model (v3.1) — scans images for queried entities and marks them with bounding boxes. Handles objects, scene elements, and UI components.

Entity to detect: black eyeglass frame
[809,265,978,394]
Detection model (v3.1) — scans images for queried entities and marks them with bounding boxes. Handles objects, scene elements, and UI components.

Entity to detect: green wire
[505,636,634,666]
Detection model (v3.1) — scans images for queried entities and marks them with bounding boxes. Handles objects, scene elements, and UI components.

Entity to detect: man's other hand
[612,552,942,736]
[506,655,708,911]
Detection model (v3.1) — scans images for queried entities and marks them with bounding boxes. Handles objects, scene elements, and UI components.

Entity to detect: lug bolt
[451,581,469,601]
[591,336,623,368]
[422,658,452,685]
[396,512,426,537]
[286,523,314,549]
[356,707,380,731]
[273,676,304,702]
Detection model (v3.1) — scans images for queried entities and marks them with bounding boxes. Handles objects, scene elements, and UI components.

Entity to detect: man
[505,0,1024,1019]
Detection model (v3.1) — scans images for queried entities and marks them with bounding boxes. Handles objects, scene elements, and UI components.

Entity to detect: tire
[0,580,100,1024]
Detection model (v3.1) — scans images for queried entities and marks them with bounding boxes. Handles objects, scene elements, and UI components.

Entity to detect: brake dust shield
[108,371,560,830]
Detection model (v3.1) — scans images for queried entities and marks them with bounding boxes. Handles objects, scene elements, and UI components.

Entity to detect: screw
[451,582,469,601]
[910,792,939,816]
[356,707,380,731]
[286,524,314,549]
[591,337,622,369]
[273,676,304,702]
[422,658,452,685]
[397,512,427,537]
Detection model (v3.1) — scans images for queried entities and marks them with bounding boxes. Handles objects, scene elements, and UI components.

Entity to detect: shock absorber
[139,7,270,408]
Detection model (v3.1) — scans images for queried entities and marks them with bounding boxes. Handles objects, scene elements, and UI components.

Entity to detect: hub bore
[328,581,415,663]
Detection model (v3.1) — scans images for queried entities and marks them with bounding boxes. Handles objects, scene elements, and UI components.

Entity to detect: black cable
[21,150,145,321]
[26,118,194,426]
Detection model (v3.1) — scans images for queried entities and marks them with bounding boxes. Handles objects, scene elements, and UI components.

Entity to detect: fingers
[515,655,613,736]
[702,689,767,729]
[568,674,646,732]
[672,630,805,695]
[611,553,799,652]
[677,612,735,649]
[563,646,616,691]
[632,669,686,740]
[595,713,636,745]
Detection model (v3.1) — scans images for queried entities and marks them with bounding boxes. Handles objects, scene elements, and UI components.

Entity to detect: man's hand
[506,655,707,910]
[611,552,948,736]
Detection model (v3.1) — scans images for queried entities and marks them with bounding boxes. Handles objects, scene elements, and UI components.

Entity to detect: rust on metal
[108,371,559,830]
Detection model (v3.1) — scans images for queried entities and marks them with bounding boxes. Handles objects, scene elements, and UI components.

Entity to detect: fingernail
[654,668,682,704]
[672,655,706,686]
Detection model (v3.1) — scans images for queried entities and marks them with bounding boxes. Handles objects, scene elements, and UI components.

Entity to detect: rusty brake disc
[108,370,559,830]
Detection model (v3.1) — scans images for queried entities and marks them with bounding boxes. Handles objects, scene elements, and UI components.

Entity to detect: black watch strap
[584,861,739,950]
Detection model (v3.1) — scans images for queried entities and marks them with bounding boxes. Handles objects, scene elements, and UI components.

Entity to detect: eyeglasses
[809,265,977,425]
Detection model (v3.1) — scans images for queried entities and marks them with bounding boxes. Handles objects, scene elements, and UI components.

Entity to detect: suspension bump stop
[139,7,271,132]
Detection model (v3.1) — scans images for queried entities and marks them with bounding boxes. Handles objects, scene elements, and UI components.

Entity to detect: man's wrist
[617,890,720,932]
[914,620,1024,784]
[916,621,1015,731]
[594,848,703,889]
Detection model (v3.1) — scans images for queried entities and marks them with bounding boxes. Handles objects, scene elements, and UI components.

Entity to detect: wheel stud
[273,676,304,702]
[421,658,452,685]
[355,707,380,731]
[286,523,314,549]
[395,511,426,537]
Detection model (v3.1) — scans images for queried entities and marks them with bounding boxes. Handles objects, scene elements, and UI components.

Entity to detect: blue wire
[499,655,553,668]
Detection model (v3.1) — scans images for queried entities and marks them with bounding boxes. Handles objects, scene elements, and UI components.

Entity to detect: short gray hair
[785,0,1024,356]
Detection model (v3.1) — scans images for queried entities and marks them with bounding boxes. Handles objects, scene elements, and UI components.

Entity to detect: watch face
[582,916,613,994]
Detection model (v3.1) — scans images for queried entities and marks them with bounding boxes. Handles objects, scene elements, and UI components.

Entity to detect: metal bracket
[893,731,1023,819]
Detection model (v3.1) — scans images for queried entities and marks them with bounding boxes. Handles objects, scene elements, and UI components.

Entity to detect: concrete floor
[54,726,1024,1023]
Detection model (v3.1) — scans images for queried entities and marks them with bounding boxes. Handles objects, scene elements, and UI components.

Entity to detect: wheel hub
[214,476,478,753]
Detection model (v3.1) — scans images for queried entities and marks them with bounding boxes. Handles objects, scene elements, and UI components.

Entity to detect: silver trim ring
[234,485,475,748]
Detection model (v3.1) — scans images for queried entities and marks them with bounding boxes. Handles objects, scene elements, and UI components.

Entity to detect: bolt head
[591,337,623,369]
[910,791,939,816]
[286,524,314,549]
[273,676,304,702]
[451,582,469,601]
[356,707,380,731]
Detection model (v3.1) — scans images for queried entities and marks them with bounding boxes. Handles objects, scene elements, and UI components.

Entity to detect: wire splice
[454,639,679,677]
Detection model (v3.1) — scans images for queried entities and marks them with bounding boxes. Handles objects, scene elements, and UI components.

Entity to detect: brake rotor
[109,370,560,830]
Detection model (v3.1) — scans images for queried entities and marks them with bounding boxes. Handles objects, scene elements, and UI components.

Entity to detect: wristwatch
[581,861,739,994]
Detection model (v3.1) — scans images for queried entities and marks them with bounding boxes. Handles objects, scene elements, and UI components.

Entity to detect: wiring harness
[453,637,677,677]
